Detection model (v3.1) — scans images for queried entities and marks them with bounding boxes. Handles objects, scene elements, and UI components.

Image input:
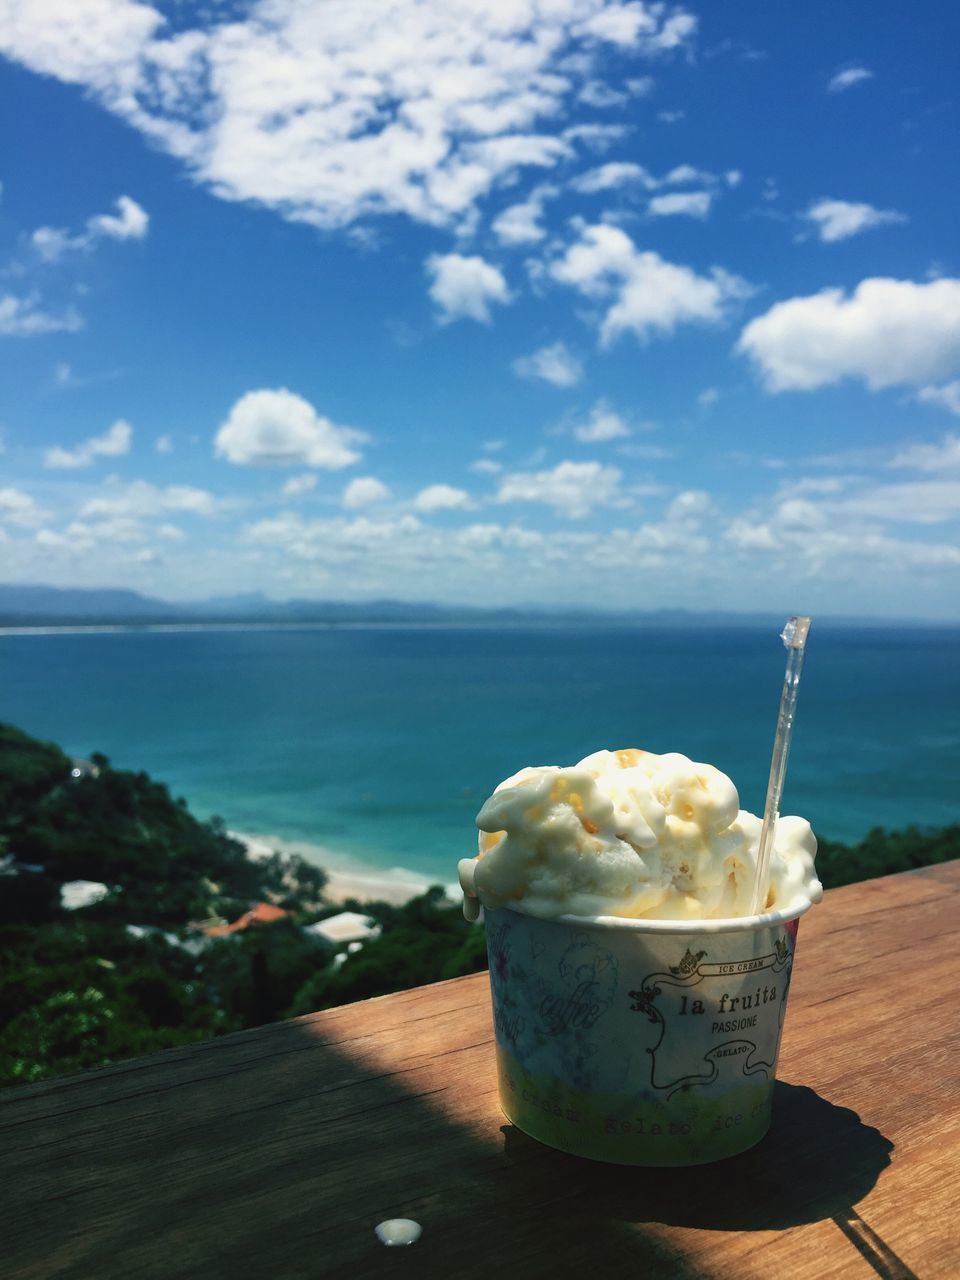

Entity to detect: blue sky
[1,0,959,617]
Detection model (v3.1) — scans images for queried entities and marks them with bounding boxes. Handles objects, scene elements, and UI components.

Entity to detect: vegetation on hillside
[1,721,956,1087]
[0,723,485,1086]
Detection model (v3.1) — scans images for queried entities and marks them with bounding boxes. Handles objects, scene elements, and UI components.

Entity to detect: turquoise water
[2,624,958,882]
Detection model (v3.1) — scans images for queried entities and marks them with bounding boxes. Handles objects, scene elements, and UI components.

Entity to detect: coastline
[230,829,455,907]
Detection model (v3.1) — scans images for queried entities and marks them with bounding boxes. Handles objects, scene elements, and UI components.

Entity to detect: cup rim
[500,894,816,935]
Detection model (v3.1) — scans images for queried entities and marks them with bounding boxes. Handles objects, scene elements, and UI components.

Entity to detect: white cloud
[831,481,960,525]
[88,194,149,241]
[426,253,511,323]
[32,195,149,262]
[889,434,960,472]
[79,480,218,519]
[916,382,960,417]
[562,123,630,151]
[215,388,365,468]
[570,162,655,194]
[828,66,874,93]
[648,190,712,218]
[738,277,960,392]
[0,293,83,336]
[43,419,132,469]
[626,75,655,96]
[343,476,391,509]
[573,402,631,442]
[725,169,742,187]
[513,340,583,387]
[550,222,750,345]
[574,6,696,51]
[155,434,173,453]
[0,487,49,527]
[724,496,960,574]
[470,458,502,475]
[491,186,556,246]
[657,109,685,124]
[497,459,623,518]
[578,79,627,108]
[0,1,696,234]
[282,473,318,498]
[697,386,720,408]
[412,483,473,513]
[667,489,713,522]
[663,164,714,186]
[804,198,906,243]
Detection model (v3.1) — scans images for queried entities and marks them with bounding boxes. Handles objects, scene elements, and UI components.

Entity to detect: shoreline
[230,829,457,908]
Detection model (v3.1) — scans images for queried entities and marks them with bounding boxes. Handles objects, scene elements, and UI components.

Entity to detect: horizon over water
[2,623,959,891]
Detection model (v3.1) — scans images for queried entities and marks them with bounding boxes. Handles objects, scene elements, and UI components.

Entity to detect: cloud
[550,222,751,345]
[43,419,132,469]
[0,293,84,336]
[426,253,511,323]
[916,381,960,417]
[725,495,960,574]
[0,1,696,234]
[889,433,960,472]
[662,164,713,186]
[215,388,365,468]
[562,123,630,151]
[282,473,318,497]
[804,198,906,243]
[738,276,960,392]
[830,481,960,525]
[578,80,628,108]
[412,483,473,513]
[572,402,631,442]
[79,480,218,519]
[491,186,556,246]
[513,340,583,387]
[343,476,391,509]
[657,109,685,124]
[32,196,148,262]
[497,459,623,518]
[697,386,720,408]
[648,190,712,218]
[828,66,873,93]
[155,434,173,453]
[88,194,149,240]
[570,162,655,194]
[0,487,49,527]
[470,458,502,476]
[666,489,713,522]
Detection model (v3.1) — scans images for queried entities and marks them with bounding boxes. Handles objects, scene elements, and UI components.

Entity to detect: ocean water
[2,624,958,886]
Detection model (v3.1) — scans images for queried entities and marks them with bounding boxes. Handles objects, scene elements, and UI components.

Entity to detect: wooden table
[4,863,959,1279]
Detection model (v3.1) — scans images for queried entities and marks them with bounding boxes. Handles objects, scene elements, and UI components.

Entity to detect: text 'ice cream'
[459,748,821,922]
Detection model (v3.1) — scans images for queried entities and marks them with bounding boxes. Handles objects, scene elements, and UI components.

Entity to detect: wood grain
[3,863,958,1280]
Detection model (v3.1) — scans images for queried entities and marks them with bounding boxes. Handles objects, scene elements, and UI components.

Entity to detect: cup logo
[627,939,793,1097]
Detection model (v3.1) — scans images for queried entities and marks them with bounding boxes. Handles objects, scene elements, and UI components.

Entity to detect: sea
[2,623,958,891]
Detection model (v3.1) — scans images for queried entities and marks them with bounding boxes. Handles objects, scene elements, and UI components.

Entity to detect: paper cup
[484,898,813,1166]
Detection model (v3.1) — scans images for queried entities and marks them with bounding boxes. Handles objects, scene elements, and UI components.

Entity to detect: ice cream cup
[484,897,814,1166]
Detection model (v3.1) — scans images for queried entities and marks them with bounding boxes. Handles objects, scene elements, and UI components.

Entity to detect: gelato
[459,748,821,922]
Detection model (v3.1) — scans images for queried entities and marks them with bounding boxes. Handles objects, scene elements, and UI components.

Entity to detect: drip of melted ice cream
[459,748,821,921]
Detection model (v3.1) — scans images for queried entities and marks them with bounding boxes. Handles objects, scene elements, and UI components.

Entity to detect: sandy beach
[230,830,452,907]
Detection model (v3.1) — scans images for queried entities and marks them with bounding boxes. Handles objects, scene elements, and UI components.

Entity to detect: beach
[232,830,450,906]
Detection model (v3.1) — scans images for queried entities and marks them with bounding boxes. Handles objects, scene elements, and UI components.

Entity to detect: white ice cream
[459,748,821,921]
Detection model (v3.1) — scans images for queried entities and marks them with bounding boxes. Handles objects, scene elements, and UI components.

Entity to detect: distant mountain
[0,585,182,620]
[0,583,934,629]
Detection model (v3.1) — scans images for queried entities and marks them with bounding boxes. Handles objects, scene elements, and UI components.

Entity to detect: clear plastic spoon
[750,616,812,916]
